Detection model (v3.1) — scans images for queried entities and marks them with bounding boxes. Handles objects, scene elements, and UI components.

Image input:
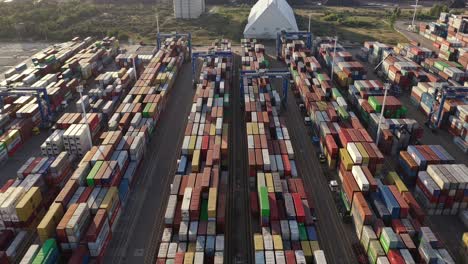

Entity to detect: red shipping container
[85,209,108,242]
[325,135,338,158]
[391,219,406,234]
[54,179,78,207]
[56,203,78,243]
[269,193,279,221]
[285,250,296,264]
[174,252,185,264]
[387,250,405,264]
[293,179,307,200]
[250,192,259,216]
[0,180,15,193]
[292,193,305,223]
[282,155,291,176]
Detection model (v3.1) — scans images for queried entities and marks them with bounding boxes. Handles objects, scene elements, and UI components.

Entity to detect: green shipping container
[332,88,342,99]
[33,239,58,264]
[379,234,390,253]
[340,189,351,213]
[258,187,270,217]
[368,96,382,112]
[142,103,151,118]
[200,199,208,221]
[337,106,349,120]
[87,161,103,187]
[298,223,308,241]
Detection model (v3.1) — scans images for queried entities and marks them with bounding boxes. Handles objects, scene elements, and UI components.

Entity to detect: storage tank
[173,0,205,19]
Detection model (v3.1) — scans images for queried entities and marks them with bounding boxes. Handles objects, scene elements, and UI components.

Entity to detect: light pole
[330,36,338,81]
[308,14,311,33]
[411,0,419,29]
[376,83,390,146]
[132,56,138,80]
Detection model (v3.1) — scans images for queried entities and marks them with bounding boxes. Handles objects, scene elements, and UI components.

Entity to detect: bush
[322,13,342,22]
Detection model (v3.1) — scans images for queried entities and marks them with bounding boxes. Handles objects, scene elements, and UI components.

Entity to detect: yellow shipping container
[37,203,64,243]
[273,235,283,251]
[265,173,274,193]
[210,124,216,136]
[356,143,369,165]
[184,252,194,264]
[386,172,408,193]
[207,187,217,219]
[247,123,253,135]
[100,187,119,217]
[310,240,320,253]
[252,122,259,135]
[215,135,221,145]
[254,234,264,251]
[340,148,353,171]
[16,187,42,222]
[187,243,196,252]
[301,241,313,261]
[192,150,200,172]
[189,136,197,155]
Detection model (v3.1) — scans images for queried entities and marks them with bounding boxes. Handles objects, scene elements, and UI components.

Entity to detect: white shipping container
[294,250,306,264]
[164,195,177,225]
[351,166,370,192]
[179,221,188,242]
[347,143,362,164]
[19,244,40,264]
[162,228,172,243]
[181,188,192,221]
[313,250,327,264]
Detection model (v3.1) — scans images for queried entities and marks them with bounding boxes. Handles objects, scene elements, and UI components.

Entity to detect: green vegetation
[295,7,408,45]
[0,1,249,44]
[1,1,462,45]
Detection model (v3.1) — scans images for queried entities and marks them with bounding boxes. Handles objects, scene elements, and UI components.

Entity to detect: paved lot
[104,62,195,264]
[225,52,254,263]
[394,20,440,53]
[0,42,51,80]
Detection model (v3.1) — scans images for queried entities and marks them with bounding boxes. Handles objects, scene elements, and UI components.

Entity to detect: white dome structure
[244,0,299,39]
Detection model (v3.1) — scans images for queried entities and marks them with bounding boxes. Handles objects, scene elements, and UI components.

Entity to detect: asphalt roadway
[103,61,195,264]
[225,52,254,264]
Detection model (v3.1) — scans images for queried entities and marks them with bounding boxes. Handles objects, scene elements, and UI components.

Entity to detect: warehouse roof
[244,0,299,39]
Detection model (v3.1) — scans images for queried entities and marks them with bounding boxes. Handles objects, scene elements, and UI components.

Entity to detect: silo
[174,0,205,19]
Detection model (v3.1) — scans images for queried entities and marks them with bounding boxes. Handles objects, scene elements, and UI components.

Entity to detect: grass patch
[2,1,462,46]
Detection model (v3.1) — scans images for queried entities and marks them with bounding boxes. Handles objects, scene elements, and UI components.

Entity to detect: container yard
[0,13,467,263]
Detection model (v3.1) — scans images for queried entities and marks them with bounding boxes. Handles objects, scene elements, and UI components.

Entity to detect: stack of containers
[409,82,467,141]
[394,43,435,64]
[296,37,458,263]
[381,55,423,89]
[241,39,267,71]
[29,37,189,262]
[209,39,232,52]
[414,164,468,216]
[316,39,366,87]
[421,58,465,83]
[243,39,327,263]
[397,144,467,215]
[246,78,325,263]
[157,43,231,263]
